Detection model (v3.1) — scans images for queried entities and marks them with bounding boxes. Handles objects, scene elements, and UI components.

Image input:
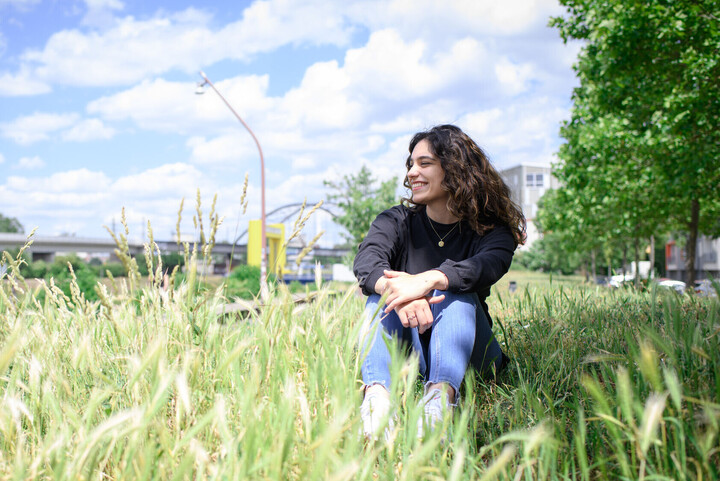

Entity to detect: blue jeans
[359,290,503,397]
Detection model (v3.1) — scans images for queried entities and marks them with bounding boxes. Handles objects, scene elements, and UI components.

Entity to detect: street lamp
[196,70,269,300]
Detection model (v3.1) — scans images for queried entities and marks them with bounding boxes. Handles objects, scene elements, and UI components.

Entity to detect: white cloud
[83,28,525,139]
[494,57,534,96]
[22,15,209,86]
[344,30,460,99]
[0,163,221,238]
[186,135,257,165]
[9,2,353,89]
[1,0,569,98]
[350,0,563,40]
[0,70,52,97]
[61,118,116,141]
[17,156,45,169]
[87,76,273,133]
[458,96,568,169]
[1,112,79,144]
[291,155,316,170]
[281,59,364,130]
[111,162,209,199]
[6,168,112,193]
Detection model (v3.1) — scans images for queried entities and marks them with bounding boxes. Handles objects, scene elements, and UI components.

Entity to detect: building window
[526,173,544,188]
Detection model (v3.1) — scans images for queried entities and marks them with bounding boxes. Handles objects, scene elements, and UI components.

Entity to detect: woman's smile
[407,139,450,210]
[411,180,428,191]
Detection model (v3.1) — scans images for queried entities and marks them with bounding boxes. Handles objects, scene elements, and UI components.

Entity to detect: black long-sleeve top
[353,205,516,327]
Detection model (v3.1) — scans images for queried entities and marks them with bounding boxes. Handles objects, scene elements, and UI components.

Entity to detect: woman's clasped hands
[379,269,448,334]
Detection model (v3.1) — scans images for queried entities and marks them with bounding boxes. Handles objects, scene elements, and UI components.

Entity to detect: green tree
[551,0,720,285]
[0,213,23,233]
[324,165,398,260]
[44,255,99,302]
[515,232,582,275]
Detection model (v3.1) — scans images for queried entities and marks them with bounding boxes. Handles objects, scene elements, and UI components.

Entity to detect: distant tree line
[538,0,720,285]
[0,213,23,234]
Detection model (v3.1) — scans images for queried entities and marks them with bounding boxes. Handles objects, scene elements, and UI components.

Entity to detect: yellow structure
[247,221,286,276]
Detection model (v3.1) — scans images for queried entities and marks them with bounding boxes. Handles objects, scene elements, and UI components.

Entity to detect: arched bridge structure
[0,202,351,272]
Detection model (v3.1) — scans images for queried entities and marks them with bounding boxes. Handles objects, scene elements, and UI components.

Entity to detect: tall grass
[1,247,718,478]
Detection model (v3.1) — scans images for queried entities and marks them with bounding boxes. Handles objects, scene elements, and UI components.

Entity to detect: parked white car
[694,279,718,297]
[656,279,686,294]
[609,274,634,288]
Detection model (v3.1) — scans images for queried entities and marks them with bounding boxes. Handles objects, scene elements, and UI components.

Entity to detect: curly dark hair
[403,124,526,246]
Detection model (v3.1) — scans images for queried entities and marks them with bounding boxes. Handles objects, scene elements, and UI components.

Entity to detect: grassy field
[0,259,718,480]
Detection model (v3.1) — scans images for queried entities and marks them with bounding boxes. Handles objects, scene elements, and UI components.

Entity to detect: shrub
[101,262,127,278]
[20,260,49,279]
[44,255,99,301]
[226,264,262,299]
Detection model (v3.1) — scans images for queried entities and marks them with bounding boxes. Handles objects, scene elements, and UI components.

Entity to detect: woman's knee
[431,291,477,327]
[434,290,477,306]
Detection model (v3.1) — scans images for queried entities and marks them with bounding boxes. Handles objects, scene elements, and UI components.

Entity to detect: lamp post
[196,71,268,300]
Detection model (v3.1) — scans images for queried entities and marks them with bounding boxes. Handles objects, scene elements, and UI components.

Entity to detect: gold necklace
[427,213,459,247]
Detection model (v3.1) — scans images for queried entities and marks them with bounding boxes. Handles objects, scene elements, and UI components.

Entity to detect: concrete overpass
[0,233,348,267]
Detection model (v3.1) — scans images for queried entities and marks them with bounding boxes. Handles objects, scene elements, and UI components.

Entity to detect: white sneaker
[360,389,395,441]
[417,388,452,439]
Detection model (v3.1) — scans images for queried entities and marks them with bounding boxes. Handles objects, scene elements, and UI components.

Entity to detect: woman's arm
[353,206,405,295]
[380,269,449,312]
[436,225,516,293]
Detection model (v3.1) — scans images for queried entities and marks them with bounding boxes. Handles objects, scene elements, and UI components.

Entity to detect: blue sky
[0,0,579,246]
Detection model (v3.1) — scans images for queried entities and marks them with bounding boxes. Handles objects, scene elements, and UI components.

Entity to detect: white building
[666,236,720,281]
[499,163,560,249]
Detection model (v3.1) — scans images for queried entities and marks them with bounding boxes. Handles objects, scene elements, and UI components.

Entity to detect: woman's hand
[395,296,445,334]
[382,269,449,313]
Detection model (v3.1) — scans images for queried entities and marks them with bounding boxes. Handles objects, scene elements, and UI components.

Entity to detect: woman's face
[407,139,449,209]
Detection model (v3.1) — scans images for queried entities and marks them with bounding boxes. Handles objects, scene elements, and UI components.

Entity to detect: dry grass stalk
[240,173,249,215]
[176,197,185,245]
[203,194,224,263]
[195,188,205,247]
[104,207,140,291]
[295,230,325,267]
[287,200,323,245]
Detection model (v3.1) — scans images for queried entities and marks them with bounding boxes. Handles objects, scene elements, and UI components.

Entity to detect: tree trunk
[633,236,641,289]
[685,198,699,286]
[591,249,597,283]
[649,235,655,281]
[623,245,628,281]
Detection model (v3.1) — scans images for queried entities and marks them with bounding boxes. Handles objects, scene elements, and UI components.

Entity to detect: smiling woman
[353,124,526,441]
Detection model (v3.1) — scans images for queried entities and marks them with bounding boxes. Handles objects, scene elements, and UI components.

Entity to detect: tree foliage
[324,165,398,259]
[0,213,23,233]
[515,232,582,275]
[38,255,100,302]
[548,0,720,284]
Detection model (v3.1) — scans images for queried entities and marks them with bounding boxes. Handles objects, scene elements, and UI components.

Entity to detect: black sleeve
[353,206,405,296]
[436,225,515,292]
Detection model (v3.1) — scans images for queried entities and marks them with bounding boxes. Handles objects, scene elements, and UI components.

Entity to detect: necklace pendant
[438,240,444,247]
